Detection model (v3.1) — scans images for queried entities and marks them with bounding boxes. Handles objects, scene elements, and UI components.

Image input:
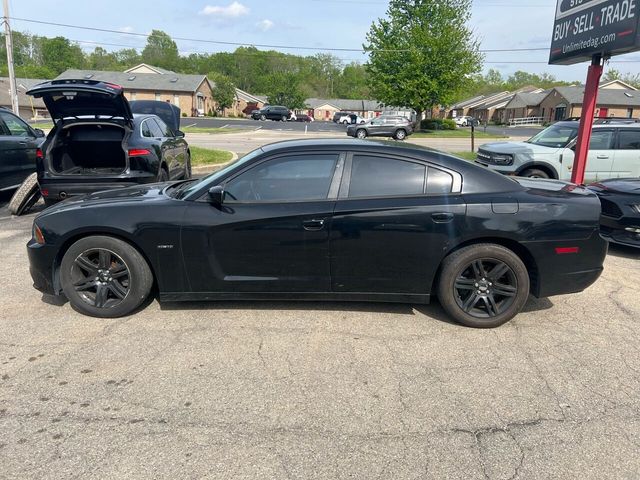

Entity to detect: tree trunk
[414,109,423,131]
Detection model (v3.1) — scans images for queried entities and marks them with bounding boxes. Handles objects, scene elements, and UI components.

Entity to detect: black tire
[184,154,192,179]
[158,167,169,182]
[394,129,407,140]
[436,244,530,328]
[60,236,153,318]
[520,168,550,179]
[356,129,367,139]
[8,173,41,216]
[260,114,266,121]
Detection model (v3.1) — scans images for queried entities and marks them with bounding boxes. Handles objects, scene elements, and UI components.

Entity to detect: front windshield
[176,147,264,199]
[527,124,577,148]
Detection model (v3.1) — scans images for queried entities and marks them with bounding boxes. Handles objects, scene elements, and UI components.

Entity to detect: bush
[420,118,455,130]
[181,112,187,117]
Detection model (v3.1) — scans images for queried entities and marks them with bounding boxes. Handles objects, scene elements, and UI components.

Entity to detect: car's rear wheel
[394,129,407,140]
[60,236,153,318]
[437,244,529,328]
[281,115,287,121]
[356,129,367,139]
[260,114,266,121]
[520,168,550,179]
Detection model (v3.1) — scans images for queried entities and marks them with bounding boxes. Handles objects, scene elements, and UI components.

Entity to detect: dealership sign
[549,0,640,64]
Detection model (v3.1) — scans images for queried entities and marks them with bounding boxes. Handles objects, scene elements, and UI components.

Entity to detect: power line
[9,16,556,54]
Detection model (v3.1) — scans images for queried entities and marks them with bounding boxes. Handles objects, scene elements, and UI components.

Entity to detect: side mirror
[34,128,45,138]
[175,129,185,138]
[208,185,225,205]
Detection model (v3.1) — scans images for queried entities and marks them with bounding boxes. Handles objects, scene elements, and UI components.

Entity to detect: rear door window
[617,130,640,150]
[589,130,614,150]
[348,155,426,198]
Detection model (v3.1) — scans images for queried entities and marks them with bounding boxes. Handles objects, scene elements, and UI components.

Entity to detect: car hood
[26,79,133,121]
[480,141,561,155]
[588,178,640,195]
[38,183,171,218]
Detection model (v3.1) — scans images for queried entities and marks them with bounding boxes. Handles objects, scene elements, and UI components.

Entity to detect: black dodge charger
[27,139,607,328]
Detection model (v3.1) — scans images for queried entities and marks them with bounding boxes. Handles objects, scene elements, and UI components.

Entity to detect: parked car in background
[333,112,351,123]
[251,105,291,121]
[454,116,475,127]
[346,116,413,140]
[339,114,366,125]
[26,80,190,205]
[27,139,607,327]
[0,108,45,192]
[475,118,640,182]
[292,113,314,123]
[588,178,640,248]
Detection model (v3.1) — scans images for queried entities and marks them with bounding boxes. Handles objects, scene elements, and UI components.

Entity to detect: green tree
[335,62,370,99]
[209,73,236,115]
[364,0,482,125]
[113,48,141,68]
[39,36,85,74]
[264,72,306,109]
[141,30,179,70]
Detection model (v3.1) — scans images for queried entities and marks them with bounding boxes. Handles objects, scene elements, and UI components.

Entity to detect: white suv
[475,119,640,183]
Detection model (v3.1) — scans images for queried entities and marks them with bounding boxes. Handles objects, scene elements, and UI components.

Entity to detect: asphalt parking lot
[1,181,640,478]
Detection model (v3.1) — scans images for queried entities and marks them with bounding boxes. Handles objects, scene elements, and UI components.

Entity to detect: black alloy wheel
[437,244,529,328]
[60,236,153,318]
[453,259,517,319]
[70,248,130,309]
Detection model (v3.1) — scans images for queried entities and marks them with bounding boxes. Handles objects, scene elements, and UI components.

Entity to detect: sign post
[549,0,640,184]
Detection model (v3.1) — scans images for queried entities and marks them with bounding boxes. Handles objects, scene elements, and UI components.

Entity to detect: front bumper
[474,160,517,175]
[27,238,58,295]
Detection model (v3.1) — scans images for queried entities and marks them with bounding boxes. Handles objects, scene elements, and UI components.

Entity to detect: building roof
[0,77,46,109]
[504,91,550,109]
[235,87,263,104]
[600,79,638,90]
[124,64,176,75]
[549,85,640,106]
[56,69,210,93]
[450,95,486,110]
[471,92,514,110]
[305,97,382,111]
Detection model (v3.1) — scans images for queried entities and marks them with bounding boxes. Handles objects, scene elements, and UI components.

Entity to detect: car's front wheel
[60,236,153,318]
[436,244,530,328]
[520,168,550,179]
[260,114,266,121]
[356,129,367,139]
[281,115,288,121]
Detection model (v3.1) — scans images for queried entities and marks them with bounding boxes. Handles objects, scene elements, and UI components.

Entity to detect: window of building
[627,108,633,118]
[155,93,161,101]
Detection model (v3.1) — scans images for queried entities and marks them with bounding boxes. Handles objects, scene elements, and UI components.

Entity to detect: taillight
[36,148,43,159]
[128,149,151,156]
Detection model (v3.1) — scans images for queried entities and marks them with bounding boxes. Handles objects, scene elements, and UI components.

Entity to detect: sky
[8,0,640,82]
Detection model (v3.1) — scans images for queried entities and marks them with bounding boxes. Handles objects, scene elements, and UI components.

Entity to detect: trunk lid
[26,79,133,121]
[129,100,181,132]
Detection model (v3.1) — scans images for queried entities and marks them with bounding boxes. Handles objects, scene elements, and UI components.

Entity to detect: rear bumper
[524,231,608,297]
[39,172,156,201]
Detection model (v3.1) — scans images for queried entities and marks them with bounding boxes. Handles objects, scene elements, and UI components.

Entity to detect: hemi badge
[157,245,174,249]
[555,247,579,254]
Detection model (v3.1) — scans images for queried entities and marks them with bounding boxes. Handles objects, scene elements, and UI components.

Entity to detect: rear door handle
[302,218,325,231]
[431,212,454,223]
[596,155,609,159]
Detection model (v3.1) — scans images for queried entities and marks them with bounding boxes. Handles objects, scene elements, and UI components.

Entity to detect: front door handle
[431,212,454,223]
[302,218,325,231]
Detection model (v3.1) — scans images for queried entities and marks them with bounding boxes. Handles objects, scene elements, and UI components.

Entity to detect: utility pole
[2,0,19,116]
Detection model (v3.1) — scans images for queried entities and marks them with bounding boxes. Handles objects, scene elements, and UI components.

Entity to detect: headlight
[491,154,513,165]
[32,223,45,245]
[631,204,640,214]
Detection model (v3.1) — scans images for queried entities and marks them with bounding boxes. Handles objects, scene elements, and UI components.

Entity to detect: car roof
[554,119,640,129]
